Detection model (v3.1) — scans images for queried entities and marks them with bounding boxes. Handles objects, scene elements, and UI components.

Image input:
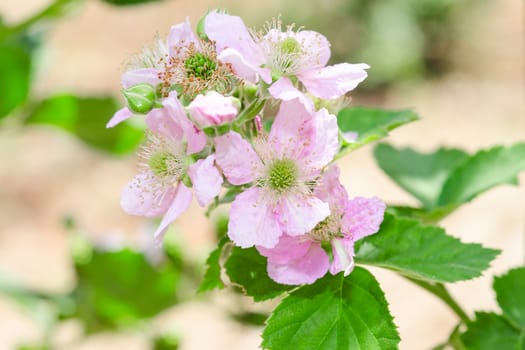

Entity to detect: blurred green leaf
[438,143,525,206]
[355,213,499,283]
[386,205,457,225]
[374,144,469,209]
[152,332,180,350]
[336,107,418,158]
[25,94,143,154]
[101,0,163,6]
[262,268,400,350]
[198,236,228,293]
[71,248,179,333]
[231,311,269,327]
[493,267,525,329]
[0,44,32,119]
[225,246,292,301]
[461,313,524,350]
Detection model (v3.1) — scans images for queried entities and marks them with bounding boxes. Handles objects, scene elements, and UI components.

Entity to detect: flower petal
[329,238,355,276]
[314,165,349,211]
[267,242,329,285]
[257,234,311,265]
[107,107,133,128]
[188,154,223,206]
[228,188,281,248]
[342,196,386,241]
[277,194,330,236]
[168,17,200,57]
[267,77,314,109]
[298,63,369,99]
[294,30,331,71]
[122,68,161,89]
[120,171,177,217]
[214,131,263,185]
[188,91,238,127]
[153,183,193,242]
[217,48,270,83]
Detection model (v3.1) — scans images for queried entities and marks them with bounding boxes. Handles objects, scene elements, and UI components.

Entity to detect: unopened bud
[123,83,156,114]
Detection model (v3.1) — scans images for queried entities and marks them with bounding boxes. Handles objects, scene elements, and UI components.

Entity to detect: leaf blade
[493,267,525,329]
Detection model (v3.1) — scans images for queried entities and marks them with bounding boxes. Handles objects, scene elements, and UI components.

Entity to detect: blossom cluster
[109,11,386,285]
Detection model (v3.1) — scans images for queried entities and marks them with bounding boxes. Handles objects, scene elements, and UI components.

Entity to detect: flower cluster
[110,11,385,285]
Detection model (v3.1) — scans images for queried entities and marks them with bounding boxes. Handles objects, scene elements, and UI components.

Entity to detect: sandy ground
[0,0,523,349]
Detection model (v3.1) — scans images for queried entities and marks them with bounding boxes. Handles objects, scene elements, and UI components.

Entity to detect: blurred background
[0,0,523,349]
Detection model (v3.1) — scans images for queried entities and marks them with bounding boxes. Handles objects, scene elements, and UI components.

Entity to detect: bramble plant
[108,10,525,350]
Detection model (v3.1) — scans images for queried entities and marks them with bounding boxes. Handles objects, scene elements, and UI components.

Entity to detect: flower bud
[123,83,156,114]
[188,91,239,128]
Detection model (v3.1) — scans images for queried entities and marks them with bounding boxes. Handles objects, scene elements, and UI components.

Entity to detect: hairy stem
[405,277,471,324]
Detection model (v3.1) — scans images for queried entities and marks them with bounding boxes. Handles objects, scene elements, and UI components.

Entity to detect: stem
[405,277,471,324]
[6,0,80,36]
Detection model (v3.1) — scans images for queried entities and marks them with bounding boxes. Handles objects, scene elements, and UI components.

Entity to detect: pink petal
[187,155,223,206]
[342,196,386,241]
[188,91,238,127]
[257,234,311,265]
[120,172,177,217]
[277,194,330,236]
[107,107,132,128]
[228,188,281,248]
[214,131,263,185]
[217,48,262,84]
[294,30,331,71]
[298,63,369,99]
[267,241,329,285]
[153,183,193,242]
[168,17,200,57]
[329,238,355,276]
[314,165,349,211]
[267,77,314,109]
[146,105,184,139]
[205,11,264,69]
[122,68,161,89]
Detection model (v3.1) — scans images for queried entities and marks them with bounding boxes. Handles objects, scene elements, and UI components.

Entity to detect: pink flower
[214,97,339,249]
[188,91,239,128]
[205,11,369,99]
[108,17,235,128]
[257,166,386,285]
[121,92,222,241]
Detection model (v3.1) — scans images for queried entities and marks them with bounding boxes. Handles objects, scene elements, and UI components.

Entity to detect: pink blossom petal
[228,188,281,248]
[146,105,184,139]
[257,234,311,265]
[188,91,238,127]
[294,30,331,71]
[205,11,264,70]
[121,172,177,217]
[168,17,200,56]
[267,77,314,109]
[277,194,330,236]
[107,107,133,128]
[217,48,262,83]
[267,242,329,285]
[214,131,263,185]
[342,196,386,241]
[188,155,223,206]
[314,165,349,211]
[298,63,369,99]
[300,107,340,170]
[329,238,355,276]
[153,183,193,242]
[268,98,316,161]
[122,68,161,89]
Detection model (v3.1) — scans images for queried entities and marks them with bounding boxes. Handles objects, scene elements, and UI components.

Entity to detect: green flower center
[149,151,183,178]
[184,53,217,80]
[279,37,301,55]
[267,159,298,192]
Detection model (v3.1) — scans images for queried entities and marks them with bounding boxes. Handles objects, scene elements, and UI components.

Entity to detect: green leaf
[494,267,525,329]
[355,213,500,282]
[461,313,524,350]
[225,246,292,301]
[262,268,400,350]
[438,143,525,206]
[374,144,469,209]
[100,0,163,6]
[71,248,179,333]
[336,107,418,156]
[386,205,457,225]
[198,237,228,293]
[25,94,143,154]
[0,44,31,118]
